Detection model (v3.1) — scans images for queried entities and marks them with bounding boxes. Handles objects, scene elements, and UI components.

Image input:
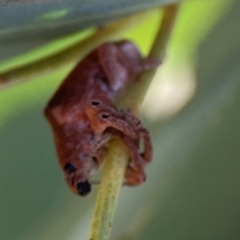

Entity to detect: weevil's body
[45,40,157,196]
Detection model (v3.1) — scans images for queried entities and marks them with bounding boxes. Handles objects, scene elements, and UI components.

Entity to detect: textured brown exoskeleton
[45,40,158,196]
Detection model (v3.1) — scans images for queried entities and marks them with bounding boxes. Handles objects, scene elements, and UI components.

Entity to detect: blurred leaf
[0,0,177,61]
[136,0,240,239]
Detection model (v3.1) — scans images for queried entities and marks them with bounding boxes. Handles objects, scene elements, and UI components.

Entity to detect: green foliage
[0,1,239,240]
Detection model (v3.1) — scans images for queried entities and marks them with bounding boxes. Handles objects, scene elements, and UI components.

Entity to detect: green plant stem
[88,3,180,240]
[0,10,154,89]
[119,3,180,111]
[89,140,128,240]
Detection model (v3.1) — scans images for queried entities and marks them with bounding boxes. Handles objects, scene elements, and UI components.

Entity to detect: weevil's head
[49,120,102,196]
[63,160,94,196]
[61,138,108,196]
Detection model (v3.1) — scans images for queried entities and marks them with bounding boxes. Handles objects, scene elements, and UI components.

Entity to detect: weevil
[45,40,158,196]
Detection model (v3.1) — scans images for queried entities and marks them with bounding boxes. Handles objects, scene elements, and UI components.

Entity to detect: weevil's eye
[91,100,100,106]
[77,181,91,196]
[64,163,77,174]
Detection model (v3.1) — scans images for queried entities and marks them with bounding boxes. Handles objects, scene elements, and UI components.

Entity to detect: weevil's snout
[76,181,91,196]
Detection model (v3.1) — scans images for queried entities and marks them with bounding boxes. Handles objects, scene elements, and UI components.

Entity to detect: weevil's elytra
[45,40,158,196]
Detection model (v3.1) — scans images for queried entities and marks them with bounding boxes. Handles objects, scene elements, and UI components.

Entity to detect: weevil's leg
[92,145,108,167]
[139,129,153,163]
[93,108,152,163]
[98,43,129,92]
[90,133,147,187]
[124,167,146,186]
[107,130,146,186]
[121,109,153,163]
[87,102,153,163]
[90,140,146,187]
[87,99,137,138]
[93,132,111,152]
[120,135,147,186]
[87,108,139,140]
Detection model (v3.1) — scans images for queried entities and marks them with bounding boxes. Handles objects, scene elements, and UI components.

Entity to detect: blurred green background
[1,0,240,239]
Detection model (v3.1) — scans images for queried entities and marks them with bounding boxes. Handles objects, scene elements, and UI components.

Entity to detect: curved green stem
[120,3,180,110]
[89,140,128,240]
[88,3,180,240]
